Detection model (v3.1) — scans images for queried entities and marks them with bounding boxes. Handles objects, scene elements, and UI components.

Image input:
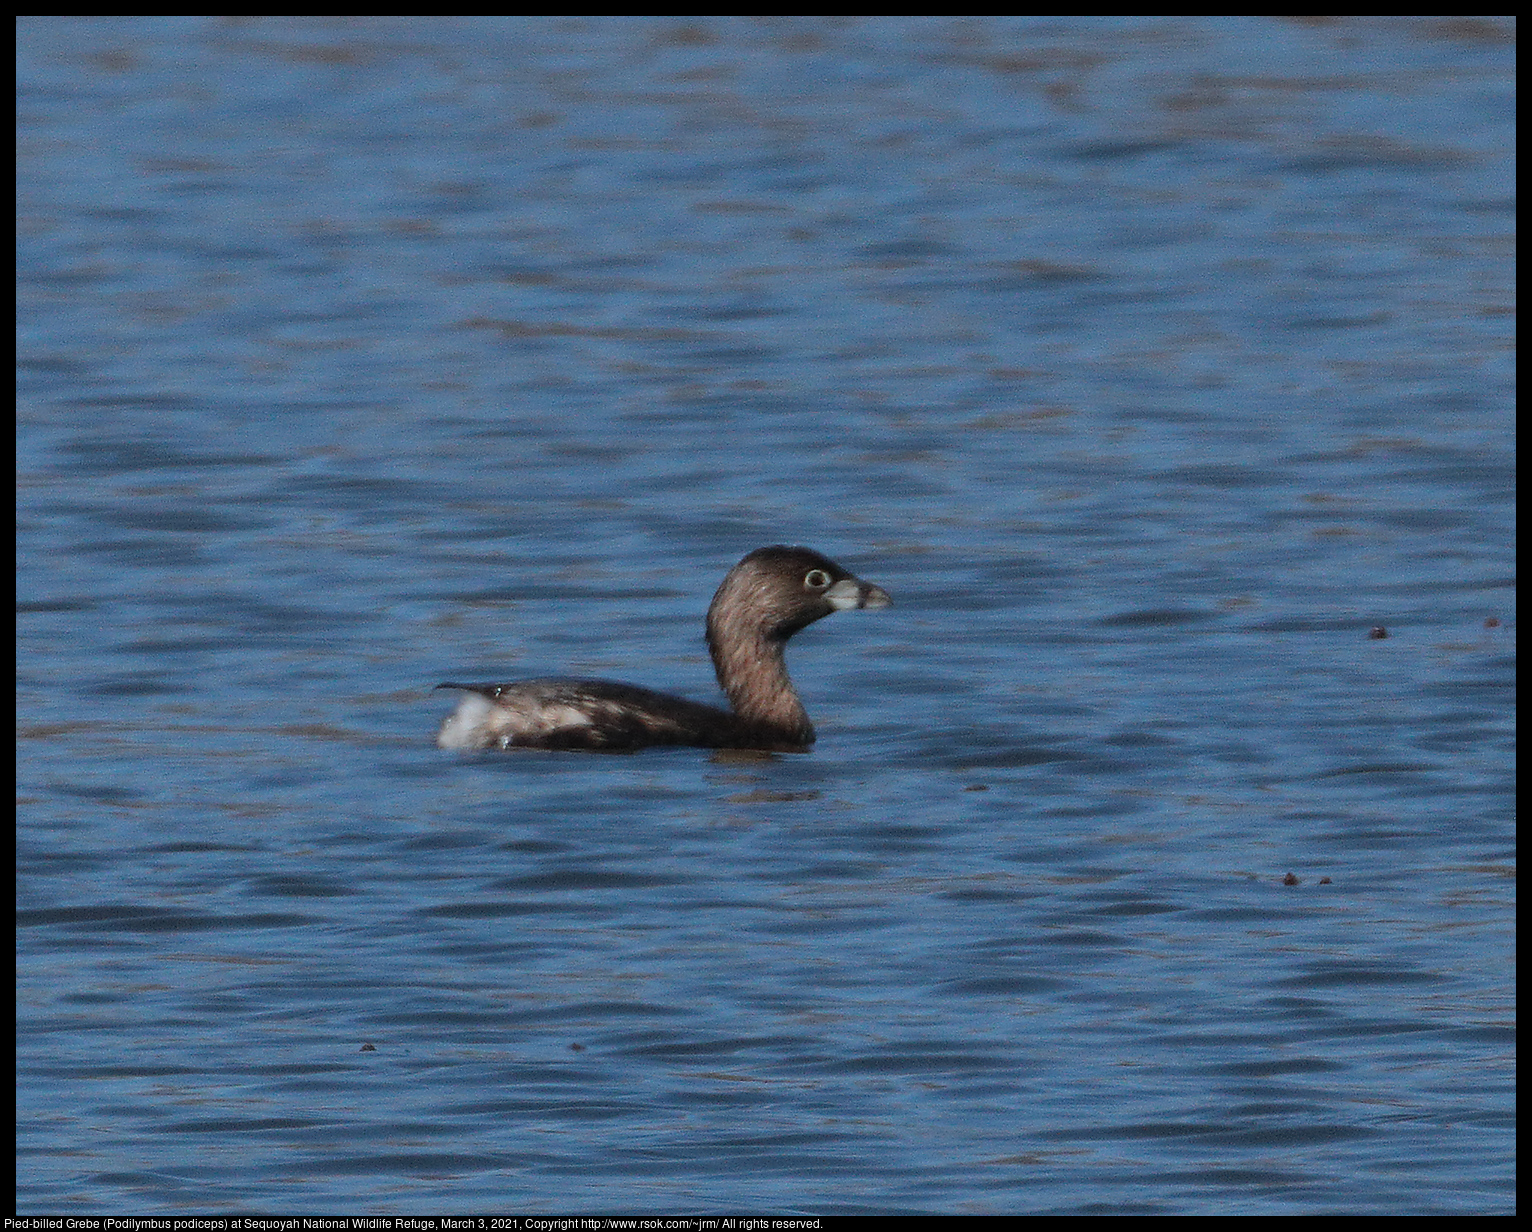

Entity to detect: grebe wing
[435,679,741,751]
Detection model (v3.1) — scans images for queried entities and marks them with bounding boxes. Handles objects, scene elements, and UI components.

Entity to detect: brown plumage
[435,545,891,752]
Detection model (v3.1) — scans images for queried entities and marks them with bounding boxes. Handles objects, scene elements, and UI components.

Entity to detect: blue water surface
[16,16,1514,1215]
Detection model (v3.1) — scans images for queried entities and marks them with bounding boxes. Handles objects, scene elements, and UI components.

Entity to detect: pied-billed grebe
[435,545,891,752]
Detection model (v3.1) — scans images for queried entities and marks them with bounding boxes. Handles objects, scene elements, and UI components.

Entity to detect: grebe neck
[710,625,813,744]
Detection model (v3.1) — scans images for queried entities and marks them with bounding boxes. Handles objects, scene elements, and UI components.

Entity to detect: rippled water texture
[16,16,1514,1215]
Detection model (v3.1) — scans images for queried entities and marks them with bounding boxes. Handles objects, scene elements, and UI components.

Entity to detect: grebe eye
[804,569,831,589]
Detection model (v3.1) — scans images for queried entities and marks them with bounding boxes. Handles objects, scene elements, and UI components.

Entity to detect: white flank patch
[436,693,497,749]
